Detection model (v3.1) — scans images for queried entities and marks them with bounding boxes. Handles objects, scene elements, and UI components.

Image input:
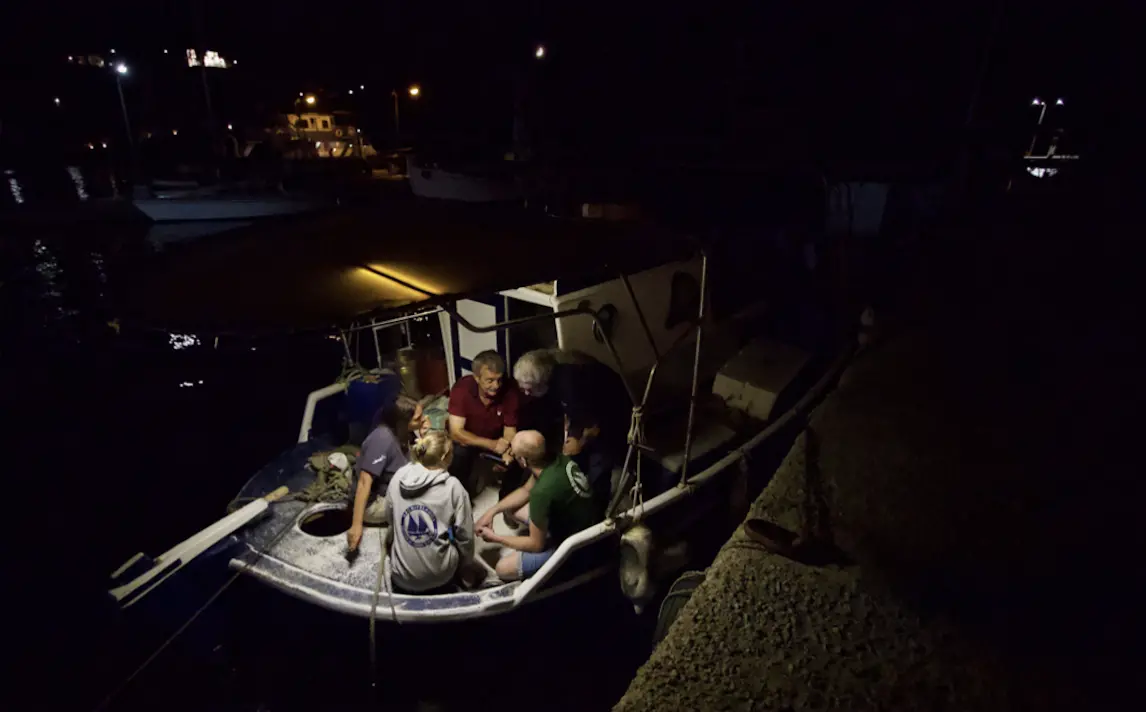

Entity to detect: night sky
[0,1,1123,168]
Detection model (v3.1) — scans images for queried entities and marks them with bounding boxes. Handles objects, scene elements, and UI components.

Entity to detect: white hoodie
[384,462,474,593]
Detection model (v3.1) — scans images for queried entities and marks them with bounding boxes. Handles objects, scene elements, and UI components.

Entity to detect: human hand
[501,447,514,465]
[477,525,501,543]
[475,510,496,531]
[492,438,511,455]
[347,524,363,552]
[563,437,582,456]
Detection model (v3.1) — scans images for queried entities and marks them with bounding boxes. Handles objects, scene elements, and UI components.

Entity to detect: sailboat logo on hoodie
[400,503,439,548]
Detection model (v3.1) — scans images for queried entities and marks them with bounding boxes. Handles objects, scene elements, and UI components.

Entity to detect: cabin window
[505,298,558,366]
[321,119,330,130]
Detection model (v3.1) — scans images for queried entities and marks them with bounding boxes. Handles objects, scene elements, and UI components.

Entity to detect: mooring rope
[368,525,399,699]
[627,405,647,522]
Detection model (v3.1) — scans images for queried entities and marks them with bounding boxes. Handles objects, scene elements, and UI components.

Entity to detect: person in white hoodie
[384,431,475,594]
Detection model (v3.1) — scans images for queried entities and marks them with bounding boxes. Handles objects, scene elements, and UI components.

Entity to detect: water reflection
[67,165,90,201]
[6,170,25,204]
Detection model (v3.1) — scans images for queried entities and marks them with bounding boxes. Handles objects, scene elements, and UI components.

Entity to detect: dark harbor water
[4,209,656,712]
[4,158,856,711]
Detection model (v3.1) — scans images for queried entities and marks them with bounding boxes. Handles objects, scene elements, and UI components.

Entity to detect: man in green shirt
[475,430,602,581]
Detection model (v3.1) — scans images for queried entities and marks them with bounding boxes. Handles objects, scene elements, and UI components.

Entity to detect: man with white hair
[475,430,601,580]
[513,348,629,511]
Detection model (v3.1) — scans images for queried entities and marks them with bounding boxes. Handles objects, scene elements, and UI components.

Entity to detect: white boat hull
[134,197,325,222]
[408,161,522,203]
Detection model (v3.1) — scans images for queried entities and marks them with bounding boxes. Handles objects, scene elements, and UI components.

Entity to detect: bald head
[511,430,548,471]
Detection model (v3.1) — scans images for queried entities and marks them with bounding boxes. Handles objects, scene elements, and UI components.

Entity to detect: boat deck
[229,456,566,621]
[243,485,512,589]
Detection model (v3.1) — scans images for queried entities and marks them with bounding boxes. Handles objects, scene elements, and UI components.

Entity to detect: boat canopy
[123,203,691,333]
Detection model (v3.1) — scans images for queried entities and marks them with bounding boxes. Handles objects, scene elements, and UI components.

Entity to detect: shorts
[515,513,554,578]
[519,549,555,579]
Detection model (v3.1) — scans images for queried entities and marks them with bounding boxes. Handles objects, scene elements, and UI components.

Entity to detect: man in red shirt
[447,350,520,495]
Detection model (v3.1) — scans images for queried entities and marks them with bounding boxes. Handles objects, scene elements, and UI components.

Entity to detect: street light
[304,95,316,106]
[535,44,546,59]
[111,63,139,190]
[392,85,421,146]
[53,97,60,106]
[1027,97,1064,156]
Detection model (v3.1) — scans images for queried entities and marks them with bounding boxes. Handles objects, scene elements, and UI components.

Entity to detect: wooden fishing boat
[109,202,853,624]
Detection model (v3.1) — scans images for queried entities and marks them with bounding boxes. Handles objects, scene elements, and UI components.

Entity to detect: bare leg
[496,551,522,581]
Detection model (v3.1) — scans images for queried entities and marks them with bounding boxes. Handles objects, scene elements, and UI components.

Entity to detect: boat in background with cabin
[131,109,385,223]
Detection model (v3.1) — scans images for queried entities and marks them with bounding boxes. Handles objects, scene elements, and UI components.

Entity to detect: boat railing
[298,382,348,444]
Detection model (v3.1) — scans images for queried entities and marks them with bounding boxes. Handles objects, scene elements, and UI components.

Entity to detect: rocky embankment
[618,312,1139,711]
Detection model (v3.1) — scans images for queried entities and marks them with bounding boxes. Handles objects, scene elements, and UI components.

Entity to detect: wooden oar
[108,486,290,608]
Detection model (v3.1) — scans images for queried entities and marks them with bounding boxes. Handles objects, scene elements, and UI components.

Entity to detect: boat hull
[407,160,522,203]
[133,197,326,222]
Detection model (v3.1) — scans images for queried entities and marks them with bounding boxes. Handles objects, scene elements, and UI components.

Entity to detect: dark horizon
[0,1,1117,171]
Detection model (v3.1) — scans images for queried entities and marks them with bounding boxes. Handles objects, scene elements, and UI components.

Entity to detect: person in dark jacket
[512,349,630,512]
